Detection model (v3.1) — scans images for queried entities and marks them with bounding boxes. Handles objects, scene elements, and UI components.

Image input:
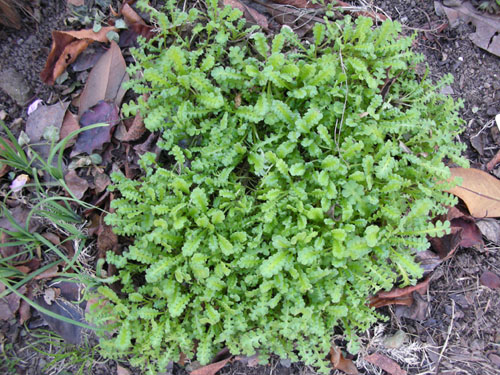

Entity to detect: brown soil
[0,1,499,374]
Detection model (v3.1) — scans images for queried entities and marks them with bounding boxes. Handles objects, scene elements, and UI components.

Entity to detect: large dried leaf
[34,281,87,345]
[41,27,118,85]
[439,1,500,57]
[190,357,231,375]
[78,41,128,116]
[26,101,69,160]
[223,0,269,30]
[447,168,500,218]
[364,353,407,375]
[73,100,120,156]
[369,277,431,308]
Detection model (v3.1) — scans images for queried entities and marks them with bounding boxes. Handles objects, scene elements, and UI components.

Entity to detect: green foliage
[90,0,467,372]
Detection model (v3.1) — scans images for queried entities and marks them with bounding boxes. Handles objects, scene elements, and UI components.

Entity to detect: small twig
[435,299,455,374]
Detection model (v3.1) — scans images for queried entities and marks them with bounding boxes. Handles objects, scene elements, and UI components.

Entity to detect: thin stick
[435,299,455,374]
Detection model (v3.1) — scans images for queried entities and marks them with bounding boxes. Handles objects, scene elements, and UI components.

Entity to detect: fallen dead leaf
[190,357,232,375]
[121,3,146,25]
[18,285,33,324]
[330,345,359,375]
[475,218,500,244]
[447,168,500,218]
[223,0,269,30]
[64,169,89,199]
[34,264,60,280]
[414,249,442,276]
[73,100,120,156]
[369,277,431,308]
[26,101,70,160]
[439,1,500,57]
[97,222,118,258]
[41,27,118,85]
[59,110,80,148]
[72,44,107,72]
[479,270,500,289]
[114,111,146,142]
[42,232,61,246]
[35,284,86,345]
[78,41,128,117]
[450,215,483,249]
[0,284,26,321]
[94,172,111,193]
[394,291,428,321]
[364,353,407,375]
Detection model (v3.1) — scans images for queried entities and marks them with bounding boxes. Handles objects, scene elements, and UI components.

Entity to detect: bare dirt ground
[0,1,499,374]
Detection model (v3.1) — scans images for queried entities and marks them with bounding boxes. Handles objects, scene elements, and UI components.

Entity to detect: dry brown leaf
[440,1,500,57]
[223,0,269,30]
[114,112,146,142]
[78,42,129,117]
[447,168,500,218]
[34,264,60,280]
[330,345,358,375]
[364,353,407,375]
[64,170,89,199]
[121,3,146,25]
[394,292,429,321]
[369,277,431,308]
[97,222,118,258]
[0,285,25,321]
[18,287,32,324]
[190,357,231,375]
[59,110,80,148]
[94,172,111,194]
[42,232,61,246]
[41,27,118,85]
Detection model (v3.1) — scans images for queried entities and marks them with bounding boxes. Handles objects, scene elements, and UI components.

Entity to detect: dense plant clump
[88,0,467,372]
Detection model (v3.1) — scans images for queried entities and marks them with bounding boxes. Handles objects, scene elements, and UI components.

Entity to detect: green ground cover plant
[89,0,468,372]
